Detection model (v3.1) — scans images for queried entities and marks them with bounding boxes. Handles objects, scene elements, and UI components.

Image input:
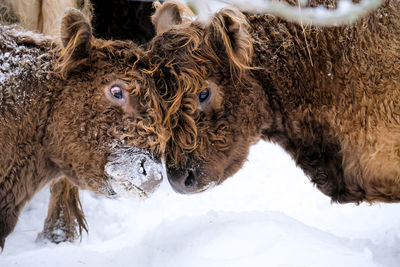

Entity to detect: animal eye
[199,88,210,103]
[110,86,123,99]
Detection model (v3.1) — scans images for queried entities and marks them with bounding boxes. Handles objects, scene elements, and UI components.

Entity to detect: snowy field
[2,141,400,267]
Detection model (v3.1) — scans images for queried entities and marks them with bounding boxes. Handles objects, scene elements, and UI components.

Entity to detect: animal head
[143,1,268,193]
[45,8,167,198]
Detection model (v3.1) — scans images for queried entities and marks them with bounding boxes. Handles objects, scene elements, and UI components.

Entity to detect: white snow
[2,140,400,266]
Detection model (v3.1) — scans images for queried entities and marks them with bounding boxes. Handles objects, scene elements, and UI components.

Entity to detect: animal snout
[104,147,164,198]
[167,168,198,194]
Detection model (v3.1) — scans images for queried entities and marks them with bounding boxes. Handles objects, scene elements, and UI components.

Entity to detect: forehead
[66,40,146,87]
[90,39,143,68]
[149,22,205,58]
[146,27,211,88]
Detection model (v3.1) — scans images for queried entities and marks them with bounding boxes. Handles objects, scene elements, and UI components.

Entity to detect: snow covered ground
[2,141,400,267]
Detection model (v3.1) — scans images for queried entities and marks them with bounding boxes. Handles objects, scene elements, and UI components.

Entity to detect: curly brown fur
[46,0,162,245]
[0,9,166,250]
[248,0,400,203]
[144,3,256,169]
[141,0,400,202]
[44,0,163,245]
[0,0,95,245]
[1,0,165,245]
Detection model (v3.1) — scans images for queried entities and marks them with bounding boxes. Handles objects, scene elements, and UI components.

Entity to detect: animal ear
[205,7,253,75]
[151,1,194,35]
[57,8,92,78]
[60,8,92,59]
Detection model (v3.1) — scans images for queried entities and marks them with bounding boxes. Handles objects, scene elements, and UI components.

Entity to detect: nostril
[167,167,199,194]
[139,158,147,176]
[184,170,195,187]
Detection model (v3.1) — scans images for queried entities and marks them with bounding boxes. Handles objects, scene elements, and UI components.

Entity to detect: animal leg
[37,178,87,243]
[0,210,18,251]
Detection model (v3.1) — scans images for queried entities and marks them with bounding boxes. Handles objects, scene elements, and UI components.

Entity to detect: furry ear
[151,1,194,35]
[60,8,92,59]
[57,8,92,78]
[205,7,253,75]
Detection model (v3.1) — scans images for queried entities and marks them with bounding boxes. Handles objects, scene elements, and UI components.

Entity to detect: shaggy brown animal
[0,0,95,244]
[37,0,163,245]
[1,0,163,244]
[141,0,400,204]
[41,0,163,244]
[0,9,167,250]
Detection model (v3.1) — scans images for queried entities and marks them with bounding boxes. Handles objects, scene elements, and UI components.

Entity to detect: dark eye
[110,86,123,99]
[199,88,210,103]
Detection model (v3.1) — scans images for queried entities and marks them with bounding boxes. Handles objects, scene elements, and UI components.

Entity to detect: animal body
[1,0,162,244]
[0,0,94,244]
[142,0,400,205]
[0,9,166,250]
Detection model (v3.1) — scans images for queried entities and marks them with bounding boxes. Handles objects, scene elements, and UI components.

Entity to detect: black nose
[167,168,198,194]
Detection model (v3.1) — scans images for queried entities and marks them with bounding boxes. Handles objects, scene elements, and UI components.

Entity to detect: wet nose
[167,168,198,194]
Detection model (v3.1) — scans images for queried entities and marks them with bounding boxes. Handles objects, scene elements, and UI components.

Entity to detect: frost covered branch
[192,0,383,26]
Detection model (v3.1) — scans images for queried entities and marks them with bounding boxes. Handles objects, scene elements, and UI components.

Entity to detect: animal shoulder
[0,25,55,108]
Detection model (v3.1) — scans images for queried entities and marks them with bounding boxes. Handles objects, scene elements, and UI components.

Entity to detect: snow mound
[2,141,400,267]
